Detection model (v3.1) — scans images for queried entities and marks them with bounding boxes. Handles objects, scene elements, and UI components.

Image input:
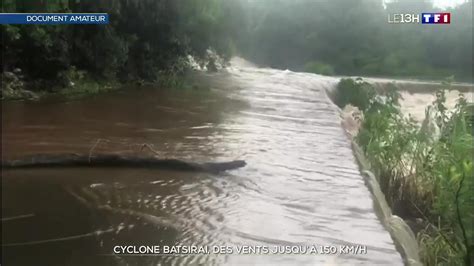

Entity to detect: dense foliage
[336,78,473,265]
[237,0,473,80]
[1,0,472,96]
[1,0,241,89]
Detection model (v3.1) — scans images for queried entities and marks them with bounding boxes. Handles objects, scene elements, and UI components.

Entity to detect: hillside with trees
[1,0,472,99]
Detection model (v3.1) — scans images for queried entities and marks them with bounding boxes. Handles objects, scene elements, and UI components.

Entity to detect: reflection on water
[2,60,404,265]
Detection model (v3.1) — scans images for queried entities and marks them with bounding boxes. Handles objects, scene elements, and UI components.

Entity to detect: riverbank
[1,68,120,101]
[1,53,226,101]
[1,69,196,101]
[302,62,473,84]
[335,78,473,265]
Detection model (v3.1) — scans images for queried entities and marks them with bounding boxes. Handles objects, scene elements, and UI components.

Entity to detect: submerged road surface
[2,59,403,265]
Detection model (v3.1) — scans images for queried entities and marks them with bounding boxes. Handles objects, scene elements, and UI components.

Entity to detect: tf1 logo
[388,13,450,24]
[422,13,450,24]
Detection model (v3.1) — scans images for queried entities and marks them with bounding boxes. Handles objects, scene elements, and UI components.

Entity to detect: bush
[303,61,335,76]
[1,0,239,94]
[338,78,473,265]
[334,78,376,112]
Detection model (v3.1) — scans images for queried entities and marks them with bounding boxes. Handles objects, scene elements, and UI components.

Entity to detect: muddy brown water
[0,60,432,265]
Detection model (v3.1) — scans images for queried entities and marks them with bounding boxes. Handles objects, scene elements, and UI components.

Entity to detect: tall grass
[336,78,473,265]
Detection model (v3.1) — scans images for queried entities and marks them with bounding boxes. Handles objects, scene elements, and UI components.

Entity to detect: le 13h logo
[388,13,451,24]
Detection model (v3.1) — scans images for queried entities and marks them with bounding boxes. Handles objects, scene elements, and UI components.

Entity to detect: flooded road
[2,60,404,265]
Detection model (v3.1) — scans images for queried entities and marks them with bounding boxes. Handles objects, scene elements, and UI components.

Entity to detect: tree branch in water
[2,153,246,173]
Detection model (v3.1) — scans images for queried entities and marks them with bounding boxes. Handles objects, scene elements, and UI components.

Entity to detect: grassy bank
[335,78,473,265]
[1,66,202,101]
[1,68,120,101]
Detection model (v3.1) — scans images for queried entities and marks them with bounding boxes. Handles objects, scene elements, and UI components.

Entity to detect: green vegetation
[1,0,244,99]
[303,61,335,76]
[238,0,473,80]
[1,0,472,100]
[336,78,473,265]
[334,78,376,111]
[0,0,472,264]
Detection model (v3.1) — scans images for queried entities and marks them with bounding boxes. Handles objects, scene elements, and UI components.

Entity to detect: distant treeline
[1,0,473,87]
[237,0,473,80]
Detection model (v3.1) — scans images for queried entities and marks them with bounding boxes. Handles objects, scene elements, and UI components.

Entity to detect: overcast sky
[383,0,468,9]
[432,0,467,8]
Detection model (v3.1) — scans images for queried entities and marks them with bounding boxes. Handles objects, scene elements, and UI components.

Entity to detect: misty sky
[383,0,467,8]
[434,0,466,8]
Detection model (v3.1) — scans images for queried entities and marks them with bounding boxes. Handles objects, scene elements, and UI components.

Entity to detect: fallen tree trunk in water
[2,154,246,173]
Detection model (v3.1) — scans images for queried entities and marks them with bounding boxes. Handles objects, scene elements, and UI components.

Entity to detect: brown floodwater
[2,59,406,265]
